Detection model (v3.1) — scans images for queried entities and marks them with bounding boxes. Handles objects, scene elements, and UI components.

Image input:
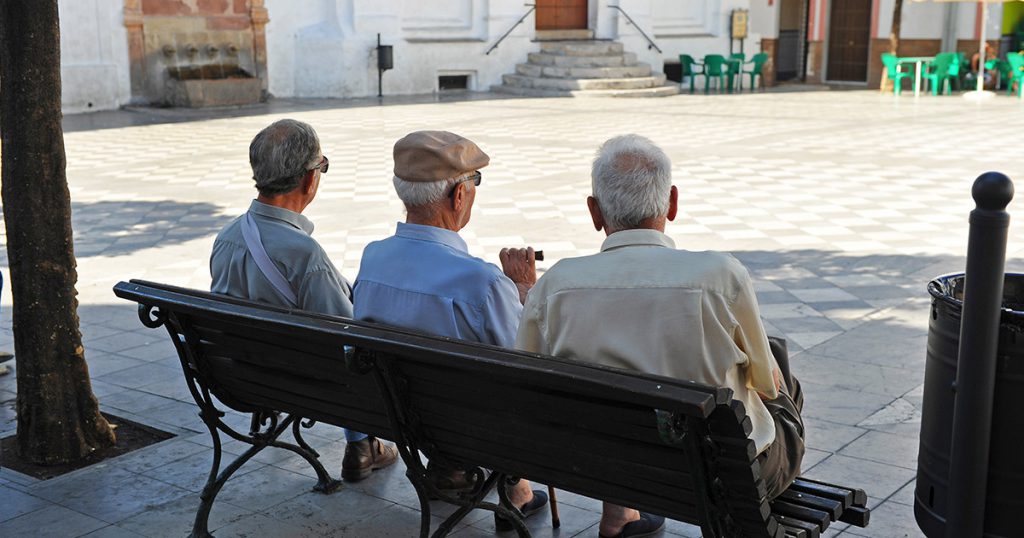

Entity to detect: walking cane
[548,485,560,528]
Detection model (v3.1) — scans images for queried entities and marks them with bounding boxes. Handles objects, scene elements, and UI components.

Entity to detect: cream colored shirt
[516,229,780,453]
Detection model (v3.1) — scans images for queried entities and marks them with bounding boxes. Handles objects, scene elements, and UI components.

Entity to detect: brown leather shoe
[341,436,398,481]
[428,466,478,499]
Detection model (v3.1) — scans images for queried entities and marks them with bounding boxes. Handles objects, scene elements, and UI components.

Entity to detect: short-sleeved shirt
[353,222,521,347]
[210,200,353,317]
[516,229,780,453]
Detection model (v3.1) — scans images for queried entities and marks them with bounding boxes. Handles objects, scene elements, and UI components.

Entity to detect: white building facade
[56,1,1013,112]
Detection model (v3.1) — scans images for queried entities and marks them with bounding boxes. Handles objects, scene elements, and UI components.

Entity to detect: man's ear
[666,185,678,222]
[301,170,317,194]
[450,182,465,212]
[587,196,605,232]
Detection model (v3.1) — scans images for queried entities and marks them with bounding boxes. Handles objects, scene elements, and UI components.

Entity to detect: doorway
[776,0,808,81]
[535,0,588,30]
[826,0,872,82]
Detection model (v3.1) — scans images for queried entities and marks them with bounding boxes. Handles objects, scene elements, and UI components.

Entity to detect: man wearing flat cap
[211,118,398,483]
[354,130,547,528]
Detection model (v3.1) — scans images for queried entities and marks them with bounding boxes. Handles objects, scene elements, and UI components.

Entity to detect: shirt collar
[600,229,676,252]
[395,222,469,253]
[248,200,315,235]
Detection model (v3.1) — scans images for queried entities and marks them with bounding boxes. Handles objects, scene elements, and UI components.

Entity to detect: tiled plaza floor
[2,89,1024,537]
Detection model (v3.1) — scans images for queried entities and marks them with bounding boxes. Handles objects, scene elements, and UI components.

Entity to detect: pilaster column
[123,0,146,102]
[250,0,270,99]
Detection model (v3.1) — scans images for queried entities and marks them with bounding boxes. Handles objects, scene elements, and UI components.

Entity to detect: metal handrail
[608,5,662,53]
[485,4,536,55]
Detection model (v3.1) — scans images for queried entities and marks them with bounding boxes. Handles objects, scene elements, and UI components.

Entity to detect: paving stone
[803,454,916,509]
[842,500,925,538]
[0,504,108,538]
[262,488,397,536]
[0,484,50,522]
[80,525,148,537]
[115,495,252,538]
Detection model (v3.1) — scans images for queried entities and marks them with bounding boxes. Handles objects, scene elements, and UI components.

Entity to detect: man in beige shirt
[516,134,804,538]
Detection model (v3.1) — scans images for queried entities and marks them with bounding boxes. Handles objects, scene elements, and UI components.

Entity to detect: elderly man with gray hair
[210,118,398,483]
[517,134,805,538]
[354,130,548,529]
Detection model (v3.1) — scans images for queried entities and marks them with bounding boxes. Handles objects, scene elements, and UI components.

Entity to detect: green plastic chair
[881,53,911,95]
[924,53,956,95]
[742,53,769,92]
[1006,53,1024,98]
[679,54,704,93]
[700,54,730,93]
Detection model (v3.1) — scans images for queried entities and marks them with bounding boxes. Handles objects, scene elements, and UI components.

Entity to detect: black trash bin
[916,273,1024,538]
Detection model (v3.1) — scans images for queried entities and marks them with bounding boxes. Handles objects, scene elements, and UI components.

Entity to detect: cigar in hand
[534,250,544,261]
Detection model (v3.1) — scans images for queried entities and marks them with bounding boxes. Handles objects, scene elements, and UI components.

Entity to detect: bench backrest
[114,280,782,538]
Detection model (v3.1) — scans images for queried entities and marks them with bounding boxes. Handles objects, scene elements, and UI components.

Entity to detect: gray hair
[392,175,459,208]
[591,134,672,230]
[249,119,322,196]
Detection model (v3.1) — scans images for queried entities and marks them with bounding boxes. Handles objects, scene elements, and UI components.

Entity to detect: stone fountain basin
[165,65,261,107]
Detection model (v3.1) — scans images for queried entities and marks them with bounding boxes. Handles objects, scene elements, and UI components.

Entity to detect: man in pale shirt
[354,130,548,530]
[210,119,398,482]
[517,134,804,538]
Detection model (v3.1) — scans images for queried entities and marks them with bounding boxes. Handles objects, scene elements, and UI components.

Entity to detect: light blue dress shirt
[354,222,522,347]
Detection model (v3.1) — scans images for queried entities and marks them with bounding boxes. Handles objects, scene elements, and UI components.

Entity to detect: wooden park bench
[114,280,871,538]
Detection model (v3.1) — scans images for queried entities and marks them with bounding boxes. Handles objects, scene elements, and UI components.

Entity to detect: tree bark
[0,0,115,464]
[890,0,904,55]
[880,0,904,93]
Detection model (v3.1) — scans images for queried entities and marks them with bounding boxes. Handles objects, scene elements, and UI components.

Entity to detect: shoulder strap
[240,212,299,307]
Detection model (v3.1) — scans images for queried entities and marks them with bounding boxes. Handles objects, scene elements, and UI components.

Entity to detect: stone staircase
[492,40,678,98]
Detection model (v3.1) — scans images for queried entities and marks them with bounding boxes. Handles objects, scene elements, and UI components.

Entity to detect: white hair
[393,174,475,208]
[591,134,672,230]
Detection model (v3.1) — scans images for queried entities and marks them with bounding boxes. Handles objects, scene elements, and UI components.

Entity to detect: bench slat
[791,478,865,507]
[776,489,842,520]
[838,505,870,527]
[770,500,830,532]
[777,516,820,538]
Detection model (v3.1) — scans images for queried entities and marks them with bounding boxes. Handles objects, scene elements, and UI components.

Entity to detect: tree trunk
[880,0,904,93]
[0,0,115,464]
[890,0,904,55]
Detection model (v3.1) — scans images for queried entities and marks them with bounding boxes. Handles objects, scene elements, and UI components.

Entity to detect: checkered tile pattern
[2,90,1024,537]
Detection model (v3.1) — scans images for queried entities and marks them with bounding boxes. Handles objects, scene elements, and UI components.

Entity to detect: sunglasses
[311,155,329,174]
[448,171,482,198]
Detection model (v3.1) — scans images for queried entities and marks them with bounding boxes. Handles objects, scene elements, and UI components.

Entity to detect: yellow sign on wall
[731,9,749,40]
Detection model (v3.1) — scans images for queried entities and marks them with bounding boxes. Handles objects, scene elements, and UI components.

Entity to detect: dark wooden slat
[781,524,808,538]
[791,478,863,506]
[777,516,820,538]
[770,501,830,532]
[838,505,870,527]
[776,489,843,520]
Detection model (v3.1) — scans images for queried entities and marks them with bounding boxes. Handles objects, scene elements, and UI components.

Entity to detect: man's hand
[757,368,783,401]
[499,247,537,304]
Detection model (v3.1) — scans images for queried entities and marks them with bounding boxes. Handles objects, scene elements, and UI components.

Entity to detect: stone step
[539,41,624,56]
[502,73,666,91]
[515,63,652,79]
[527,52,638,67]
[491,84,679,98]
[534,29,594,41]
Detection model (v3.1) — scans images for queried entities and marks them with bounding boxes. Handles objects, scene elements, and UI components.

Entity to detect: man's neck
[406,207,460,232]
[604,217,666,237]
[257,194,307,214]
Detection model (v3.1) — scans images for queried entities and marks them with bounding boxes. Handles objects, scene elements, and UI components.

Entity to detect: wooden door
[536,0,588,30]
[826,0,871,82]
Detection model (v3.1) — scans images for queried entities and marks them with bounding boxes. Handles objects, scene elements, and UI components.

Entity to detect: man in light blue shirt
[211,119,397,482]
[354,131,546,529]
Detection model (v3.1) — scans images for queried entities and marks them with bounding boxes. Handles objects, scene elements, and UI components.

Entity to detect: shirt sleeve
[515,288,548,355]
[299,269,354,318]
[730,263,779,399]
[481,274,523,348]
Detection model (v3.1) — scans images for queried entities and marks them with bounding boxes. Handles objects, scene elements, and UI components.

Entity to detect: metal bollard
[945,172,1014,538]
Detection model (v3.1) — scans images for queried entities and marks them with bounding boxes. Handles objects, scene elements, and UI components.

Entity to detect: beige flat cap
[393,131,489,182]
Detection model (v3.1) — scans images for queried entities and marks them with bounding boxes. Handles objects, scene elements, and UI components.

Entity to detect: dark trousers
[759,336,806,500]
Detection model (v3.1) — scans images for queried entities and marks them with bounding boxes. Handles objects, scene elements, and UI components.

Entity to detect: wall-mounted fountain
[123,0,269,107]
